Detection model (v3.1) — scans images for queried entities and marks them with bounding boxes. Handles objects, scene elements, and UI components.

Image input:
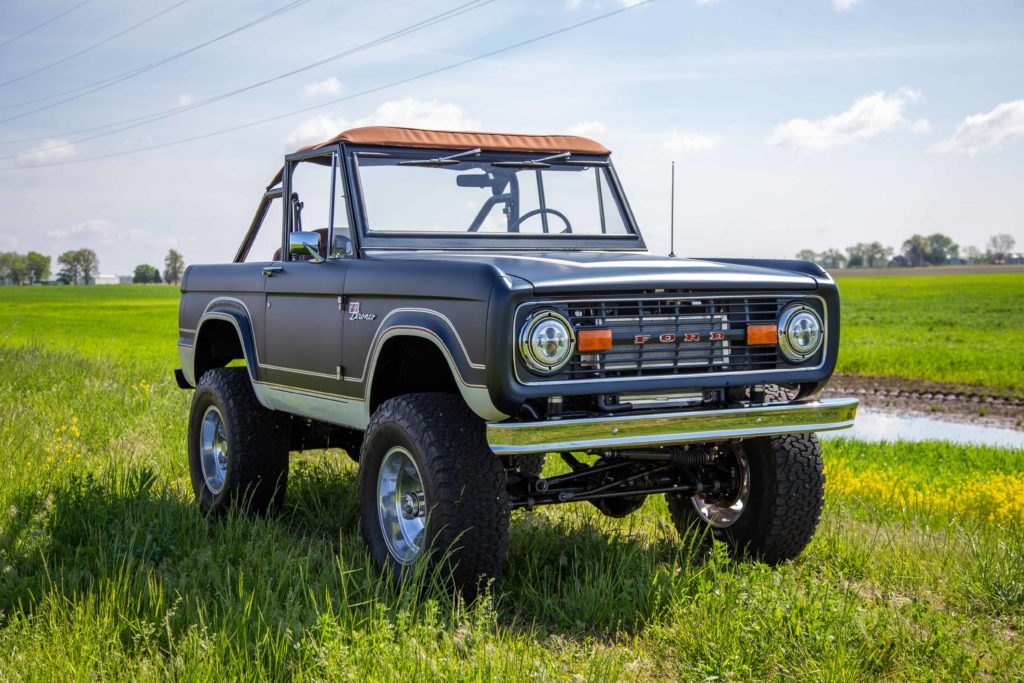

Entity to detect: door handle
[262,265,283,276]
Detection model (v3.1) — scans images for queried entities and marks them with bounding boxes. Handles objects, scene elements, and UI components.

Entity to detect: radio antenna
[669,160,676,258]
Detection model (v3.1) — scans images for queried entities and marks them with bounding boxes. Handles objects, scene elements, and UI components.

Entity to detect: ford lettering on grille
[518,295,808,381]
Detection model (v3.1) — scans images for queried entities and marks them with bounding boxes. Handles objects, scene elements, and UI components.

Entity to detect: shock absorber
[667,446,715,467]
[614,446,716,467]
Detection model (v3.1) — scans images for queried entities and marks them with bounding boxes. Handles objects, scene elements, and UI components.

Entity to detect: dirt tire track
[823,373,1024,431]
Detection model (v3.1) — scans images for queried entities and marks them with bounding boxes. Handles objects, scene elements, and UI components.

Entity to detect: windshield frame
[343,144,647,252]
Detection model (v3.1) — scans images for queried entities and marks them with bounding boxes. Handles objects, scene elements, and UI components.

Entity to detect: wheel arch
[364,314,507,423]
[188,308,270,407]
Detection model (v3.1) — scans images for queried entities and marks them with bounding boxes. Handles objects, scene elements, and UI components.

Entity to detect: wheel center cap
[401,492,424,519]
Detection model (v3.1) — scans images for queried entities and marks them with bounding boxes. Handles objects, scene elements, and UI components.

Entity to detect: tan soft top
[304,125,611,155]
[268,126,611,189]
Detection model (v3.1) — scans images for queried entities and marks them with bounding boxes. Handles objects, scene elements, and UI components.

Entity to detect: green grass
[0,344,1021,680]
[0,281,1022,679]
[837,273,1024,394]
[0,285,179,367]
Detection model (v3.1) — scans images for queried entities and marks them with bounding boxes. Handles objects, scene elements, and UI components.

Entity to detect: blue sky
[0,0,1021,274]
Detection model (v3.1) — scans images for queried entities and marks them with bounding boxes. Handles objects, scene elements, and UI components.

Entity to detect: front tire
[358,393,510,597]
[188,367,289,515]
[666,434,825,564]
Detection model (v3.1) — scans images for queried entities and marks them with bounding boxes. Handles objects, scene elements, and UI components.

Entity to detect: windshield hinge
[398,148,481,167]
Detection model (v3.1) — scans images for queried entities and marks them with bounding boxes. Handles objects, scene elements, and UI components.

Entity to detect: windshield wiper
[492,151,571,168]
[398,147,481,167]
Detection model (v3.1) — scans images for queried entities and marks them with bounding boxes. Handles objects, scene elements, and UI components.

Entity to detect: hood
[369,250,821,293]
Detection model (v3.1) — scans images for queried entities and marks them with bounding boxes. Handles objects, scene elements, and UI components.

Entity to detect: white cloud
[15,138,77,166]
[303,77,343,98]
[125,227,178,251]
[363,98,479,130]
[664,131,720,153]
[695,0,720,6]
[834,0,860,11]
[47,219,117,243]
[285,98,480,148]
[285,114,348,148]
[768,88,922,151]
[568,121,607,137]
[932,99,1024,157]
[910,118,932,135]
[176,94,194,107]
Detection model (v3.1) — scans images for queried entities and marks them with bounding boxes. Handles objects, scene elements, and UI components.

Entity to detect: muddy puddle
[821,409,1024,449]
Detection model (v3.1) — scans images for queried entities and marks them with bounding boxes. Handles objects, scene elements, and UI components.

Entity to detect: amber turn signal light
[578,329,613,351]
[747,324,778,346]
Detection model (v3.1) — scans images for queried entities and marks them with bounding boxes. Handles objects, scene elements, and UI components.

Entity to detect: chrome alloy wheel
[377,446,428,564]
[691,446,751,528]
[199,405,229,494]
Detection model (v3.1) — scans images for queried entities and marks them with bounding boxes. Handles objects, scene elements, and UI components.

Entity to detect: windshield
[355,154,633,237]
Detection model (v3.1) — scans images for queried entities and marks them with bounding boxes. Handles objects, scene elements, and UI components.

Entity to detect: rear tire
[188,367,289,515]
[357,393,510,597]
[666,434,825,564]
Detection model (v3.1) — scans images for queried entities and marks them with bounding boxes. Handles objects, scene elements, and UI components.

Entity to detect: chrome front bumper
[486,398,859,455]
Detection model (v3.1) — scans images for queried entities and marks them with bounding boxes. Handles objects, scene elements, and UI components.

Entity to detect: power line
[0,0,193,90]
[0,0,94,50]
[0,0,311,117]
[0,0,495,152]
[3,0,655,171]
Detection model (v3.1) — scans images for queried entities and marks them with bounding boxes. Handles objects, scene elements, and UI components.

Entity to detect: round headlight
[778,304,823,362]
[519,309,574,374]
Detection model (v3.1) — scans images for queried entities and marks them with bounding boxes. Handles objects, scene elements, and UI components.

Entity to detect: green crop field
[836,273,1024,395]
[0,280,1022,679]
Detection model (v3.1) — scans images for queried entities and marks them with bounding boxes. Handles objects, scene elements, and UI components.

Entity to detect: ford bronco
[175,126,858,593]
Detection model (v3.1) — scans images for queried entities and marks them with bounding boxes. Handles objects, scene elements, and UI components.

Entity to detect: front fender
[363,309,507,423]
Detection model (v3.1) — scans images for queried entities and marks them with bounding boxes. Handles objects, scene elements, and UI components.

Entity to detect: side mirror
[288,231,323,262]
[332,233,353,258]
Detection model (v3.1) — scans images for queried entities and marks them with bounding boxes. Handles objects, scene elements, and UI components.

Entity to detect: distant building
[1009,254,1023,265]
[95,274,120,285]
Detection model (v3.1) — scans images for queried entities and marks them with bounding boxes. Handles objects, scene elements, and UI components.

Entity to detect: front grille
[519,295,814,381]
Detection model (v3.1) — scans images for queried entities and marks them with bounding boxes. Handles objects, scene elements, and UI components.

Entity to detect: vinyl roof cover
[300,125,611,155]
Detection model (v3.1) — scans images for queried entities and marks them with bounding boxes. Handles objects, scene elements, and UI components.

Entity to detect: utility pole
[669,160,676,258]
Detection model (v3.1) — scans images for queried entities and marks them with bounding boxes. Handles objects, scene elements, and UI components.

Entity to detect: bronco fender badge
[348,302,377,321]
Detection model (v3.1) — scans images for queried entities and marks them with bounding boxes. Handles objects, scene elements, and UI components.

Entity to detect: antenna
[668,160,676,258]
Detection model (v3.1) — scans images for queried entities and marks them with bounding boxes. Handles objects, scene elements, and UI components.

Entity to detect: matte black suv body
[176,126,857,593]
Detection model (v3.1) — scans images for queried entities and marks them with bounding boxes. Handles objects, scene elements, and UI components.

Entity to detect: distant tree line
[0,248,186,285]
[0,251,52,284]
[797,233,1018,269]
[131,250,185,284]
[57,248,99,285]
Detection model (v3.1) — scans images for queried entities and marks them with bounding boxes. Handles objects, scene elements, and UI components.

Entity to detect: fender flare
[362,309,507,423]
[189,302,267,407]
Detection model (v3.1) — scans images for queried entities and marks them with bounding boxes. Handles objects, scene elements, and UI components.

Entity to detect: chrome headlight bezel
[518,309,575,375]
[777,303,824,362]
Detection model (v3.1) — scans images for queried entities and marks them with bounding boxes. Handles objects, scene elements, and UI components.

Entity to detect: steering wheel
[509,207,572,234]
